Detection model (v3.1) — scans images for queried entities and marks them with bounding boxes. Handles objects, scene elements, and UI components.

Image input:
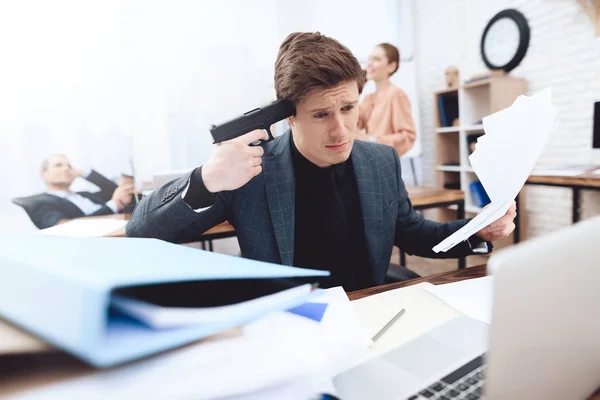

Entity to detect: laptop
[152,169,192,190]
[335,216,600,399]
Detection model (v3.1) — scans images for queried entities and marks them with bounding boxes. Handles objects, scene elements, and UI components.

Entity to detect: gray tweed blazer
[127,130,480,285]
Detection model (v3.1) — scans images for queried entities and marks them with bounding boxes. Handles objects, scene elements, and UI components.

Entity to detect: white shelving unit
[437,165,461,172]
[434,76,527,216]
[435,127,460,134]
[463,124,484,133]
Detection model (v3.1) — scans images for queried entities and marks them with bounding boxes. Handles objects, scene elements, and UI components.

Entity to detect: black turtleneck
[291,136,374,291]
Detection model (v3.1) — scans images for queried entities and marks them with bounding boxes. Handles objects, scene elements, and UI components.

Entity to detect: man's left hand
[476,201,517,242]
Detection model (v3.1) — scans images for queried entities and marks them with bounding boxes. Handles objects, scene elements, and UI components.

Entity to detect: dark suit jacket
[12,170,118,229]
[127,131,487,285]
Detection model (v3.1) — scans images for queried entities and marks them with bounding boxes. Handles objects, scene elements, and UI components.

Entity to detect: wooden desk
[61,215,236,248]
[349,265,600,399]
[515,172,600,242]
[58,213,130,237]
[68,188,463,264]
[2,266,599,398]
[349,264,485,301]
[195,221,236,251]
[408,186,466,210]
[405,186,466,269]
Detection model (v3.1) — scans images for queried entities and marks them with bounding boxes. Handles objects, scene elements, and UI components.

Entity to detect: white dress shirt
[47,170,118,215]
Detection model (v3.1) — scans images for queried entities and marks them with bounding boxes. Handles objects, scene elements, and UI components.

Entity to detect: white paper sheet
[14,313,335,400]
[111,284,312,329]
[351,283,463,358]
[38,219,128,237]
[433,88,559,253]
[425,277,494,324]
[309,287,372,375]
[14,289,370,399]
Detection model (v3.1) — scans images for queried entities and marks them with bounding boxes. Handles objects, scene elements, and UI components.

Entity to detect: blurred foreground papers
[14,313,334,400]
[433,88,559,253]
[14,289,370,400]
[0,235,328,367]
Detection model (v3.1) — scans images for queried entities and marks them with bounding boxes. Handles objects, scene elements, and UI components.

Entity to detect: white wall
[0,1,281,232]
[412,0,600,238]
[0,0,416,237]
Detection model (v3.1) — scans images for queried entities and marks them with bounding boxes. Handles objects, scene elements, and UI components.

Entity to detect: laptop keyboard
[407,355,484,400]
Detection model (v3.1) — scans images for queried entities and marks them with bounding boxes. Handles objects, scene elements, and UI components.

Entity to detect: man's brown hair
[377,43,400,76]
[274,32,366,105]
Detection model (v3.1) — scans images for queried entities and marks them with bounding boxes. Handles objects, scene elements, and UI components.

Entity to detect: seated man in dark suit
[13,155,135,229]
[127,32,516,292]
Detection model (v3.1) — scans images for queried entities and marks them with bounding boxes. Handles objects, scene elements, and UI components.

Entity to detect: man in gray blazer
[13,155,135,229]
[127,32,516,291]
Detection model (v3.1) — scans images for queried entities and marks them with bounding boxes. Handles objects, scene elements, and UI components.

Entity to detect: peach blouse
[358,86,416,157]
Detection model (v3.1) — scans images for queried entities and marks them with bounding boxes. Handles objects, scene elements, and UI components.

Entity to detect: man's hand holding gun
[202,99,295,193]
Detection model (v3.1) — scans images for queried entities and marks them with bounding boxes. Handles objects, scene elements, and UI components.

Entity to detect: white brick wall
[413,0,600,238]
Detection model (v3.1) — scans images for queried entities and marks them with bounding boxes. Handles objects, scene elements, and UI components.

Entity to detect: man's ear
[287,116,296,128]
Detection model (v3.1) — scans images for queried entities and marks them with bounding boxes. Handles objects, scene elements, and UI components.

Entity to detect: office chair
[385,263,421,283]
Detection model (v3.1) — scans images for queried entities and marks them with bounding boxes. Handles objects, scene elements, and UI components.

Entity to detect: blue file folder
[0,235,329,367]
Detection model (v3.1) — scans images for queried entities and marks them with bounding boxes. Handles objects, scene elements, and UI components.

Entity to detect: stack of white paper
[14,288,369,400]
[111,284,313,329]
[14,313,334,400]
[433,88,559,253]
[308,287,372,375]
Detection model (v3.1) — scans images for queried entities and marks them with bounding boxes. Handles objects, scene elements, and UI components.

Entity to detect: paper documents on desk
[352,283,462,358]
[14,291,368,399]
[111,284,313,329]
[38,219,128,237]
[14,313,336,400]
[433,88,559,253]
[425,277,494,324]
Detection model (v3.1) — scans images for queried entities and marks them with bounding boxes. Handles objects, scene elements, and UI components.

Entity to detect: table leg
[573,188,581,223]
[208,240,214,252]
[400,250,406,267]
[457,200,465,220]
[514,193,521,244]
[409,158,418,186]
[457,200,466,269]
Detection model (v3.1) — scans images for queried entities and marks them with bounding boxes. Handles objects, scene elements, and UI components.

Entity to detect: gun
[209,99,296,145]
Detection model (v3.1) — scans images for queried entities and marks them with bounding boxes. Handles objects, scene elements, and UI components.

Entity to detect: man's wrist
[468,235,492,254]
[183,166,216,209]
[201,163,219,193]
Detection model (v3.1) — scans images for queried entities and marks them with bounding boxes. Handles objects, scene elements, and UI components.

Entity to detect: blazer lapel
[263,131,296,265]
[44,193,86,218]
[351,144,385,273]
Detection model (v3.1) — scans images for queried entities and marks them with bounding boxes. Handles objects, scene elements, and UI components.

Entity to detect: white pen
[372,308,406,342]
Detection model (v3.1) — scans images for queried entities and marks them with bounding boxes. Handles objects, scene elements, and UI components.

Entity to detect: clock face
[483,17,521,68]
[481,9,530,73]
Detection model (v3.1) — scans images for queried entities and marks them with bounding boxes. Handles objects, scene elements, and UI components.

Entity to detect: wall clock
[480,9,530,73]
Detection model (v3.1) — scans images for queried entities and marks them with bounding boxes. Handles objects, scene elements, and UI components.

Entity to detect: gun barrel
[210,99,295,144]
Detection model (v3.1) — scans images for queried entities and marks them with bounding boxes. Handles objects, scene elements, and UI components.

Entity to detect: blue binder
[0,235,329,367]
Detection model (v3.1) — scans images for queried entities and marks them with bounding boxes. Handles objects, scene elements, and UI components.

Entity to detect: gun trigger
[264,127,274,141]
